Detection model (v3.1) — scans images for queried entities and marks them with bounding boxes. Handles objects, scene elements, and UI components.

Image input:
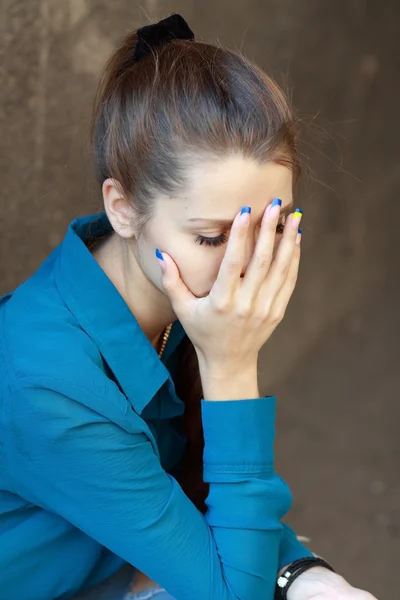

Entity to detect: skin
[94,156,293,350]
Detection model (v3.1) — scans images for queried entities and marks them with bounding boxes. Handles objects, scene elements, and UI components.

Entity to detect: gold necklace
[158,323,173,358]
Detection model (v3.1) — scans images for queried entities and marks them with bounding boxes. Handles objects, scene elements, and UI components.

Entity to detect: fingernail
[270,197,282,217]
[155,248,165,270]
[240,206,251,224]
[296,228,302,245]
[292,208,303,229]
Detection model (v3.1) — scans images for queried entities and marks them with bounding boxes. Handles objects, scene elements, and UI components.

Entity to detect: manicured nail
[296,228,302,245]
[240,206,251,224]
[292,208,303,229]
[155,248,165,270]
[270,197,282,218]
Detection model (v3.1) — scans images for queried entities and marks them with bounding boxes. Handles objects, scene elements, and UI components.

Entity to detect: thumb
[156,250,195,309]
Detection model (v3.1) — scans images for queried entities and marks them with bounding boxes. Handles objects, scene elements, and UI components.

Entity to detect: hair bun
[133,13,195,62]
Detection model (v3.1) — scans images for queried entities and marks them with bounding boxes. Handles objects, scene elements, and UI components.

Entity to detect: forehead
[173,156,293,221]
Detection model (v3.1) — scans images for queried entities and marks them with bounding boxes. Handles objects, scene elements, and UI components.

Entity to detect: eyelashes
[195,214,287,248]
[195,232,228,247]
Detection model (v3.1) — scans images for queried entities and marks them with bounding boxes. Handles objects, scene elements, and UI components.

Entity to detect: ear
[102,178,137,239]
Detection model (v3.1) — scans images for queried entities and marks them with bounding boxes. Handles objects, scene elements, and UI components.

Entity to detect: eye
[195,233,228,247]
[195,214,287,248]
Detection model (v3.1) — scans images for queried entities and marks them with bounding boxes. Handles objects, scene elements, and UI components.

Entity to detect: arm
[6,377,293,600]
[279,522,314,570]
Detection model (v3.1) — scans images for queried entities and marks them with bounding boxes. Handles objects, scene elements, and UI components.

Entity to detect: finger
[240,198,283,297]
[156,250,196,313]
[264,208,303,296]
[266,241,301,319]
[210,206,251,305]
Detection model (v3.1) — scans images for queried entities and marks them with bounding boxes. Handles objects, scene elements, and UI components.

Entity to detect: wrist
[197,353,258,377]
[286,568,347,600]
[276,558,337,600]
[199,362,259,401]
[293,565,341,578]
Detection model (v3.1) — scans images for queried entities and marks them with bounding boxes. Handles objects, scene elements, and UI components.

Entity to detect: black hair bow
[133,13,195,62]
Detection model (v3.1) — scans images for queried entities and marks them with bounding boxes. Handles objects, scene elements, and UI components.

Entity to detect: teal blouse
[0,213,312,600]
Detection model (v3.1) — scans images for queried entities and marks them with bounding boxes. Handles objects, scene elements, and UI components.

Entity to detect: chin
[193,287,211,298]
[181,277,212,298]
[203,287,214,297]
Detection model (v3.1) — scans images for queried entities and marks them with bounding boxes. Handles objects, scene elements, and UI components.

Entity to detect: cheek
[177,245,224,297]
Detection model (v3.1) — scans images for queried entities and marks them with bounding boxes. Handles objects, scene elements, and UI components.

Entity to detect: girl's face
[138,156,294,299]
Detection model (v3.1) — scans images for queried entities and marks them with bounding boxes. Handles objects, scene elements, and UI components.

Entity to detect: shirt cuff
[201,396,276,480]
[279,523,314,569]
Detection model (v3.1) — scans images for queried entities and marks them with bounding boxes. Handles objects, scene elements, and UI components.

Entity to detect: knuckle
[211,296,230,313]
[236,302,252,318]
[277,259,290,275]
[254,253,271,270]
[278,264,291,282]
[257,301,273,322]
[270,307,285,325]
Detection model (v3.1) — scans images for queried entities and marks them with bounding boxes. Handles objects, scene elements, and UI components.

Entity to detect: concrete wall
[1,1,399,597]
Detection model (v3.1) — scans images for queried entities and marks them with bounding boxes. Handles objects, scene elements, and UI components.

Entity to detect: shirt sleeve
[279,523,314,569]
[6,378,294,600]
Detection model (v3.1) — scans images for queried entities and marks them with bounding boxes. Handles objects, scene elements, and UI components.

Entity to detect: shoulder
[0,263,128,424]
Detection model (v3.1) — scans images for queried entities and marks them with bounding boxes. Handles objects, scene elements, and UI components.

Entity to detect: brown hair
[91,25,301,514]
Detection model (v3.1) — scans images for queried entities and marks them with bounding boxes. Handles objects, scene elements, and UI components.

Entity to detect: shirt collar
[54,212,186,417]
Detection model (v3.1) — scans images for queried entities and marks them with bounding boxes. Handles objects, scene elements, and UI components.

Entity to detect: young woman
[0,13,377,600]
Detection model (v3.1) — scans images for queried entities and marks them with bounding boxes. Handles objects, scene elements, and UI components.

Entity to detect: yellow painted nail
[292,208,303,229]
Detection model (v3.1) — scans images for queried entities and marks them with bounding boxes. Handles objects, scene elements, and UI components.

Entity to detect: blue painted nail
[155,248,164,260]
[272,198,282,207]
[294,208,303,214]
[240,206,251,215]
[298,228,302,234]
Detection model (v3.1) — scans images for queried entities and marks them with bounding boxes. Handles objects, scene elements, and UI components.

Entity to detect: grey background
[1,0,399,597]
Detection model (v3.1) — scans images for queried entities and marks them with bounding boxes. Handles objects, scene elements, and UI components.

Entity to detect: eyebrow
[187,203,293,227]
